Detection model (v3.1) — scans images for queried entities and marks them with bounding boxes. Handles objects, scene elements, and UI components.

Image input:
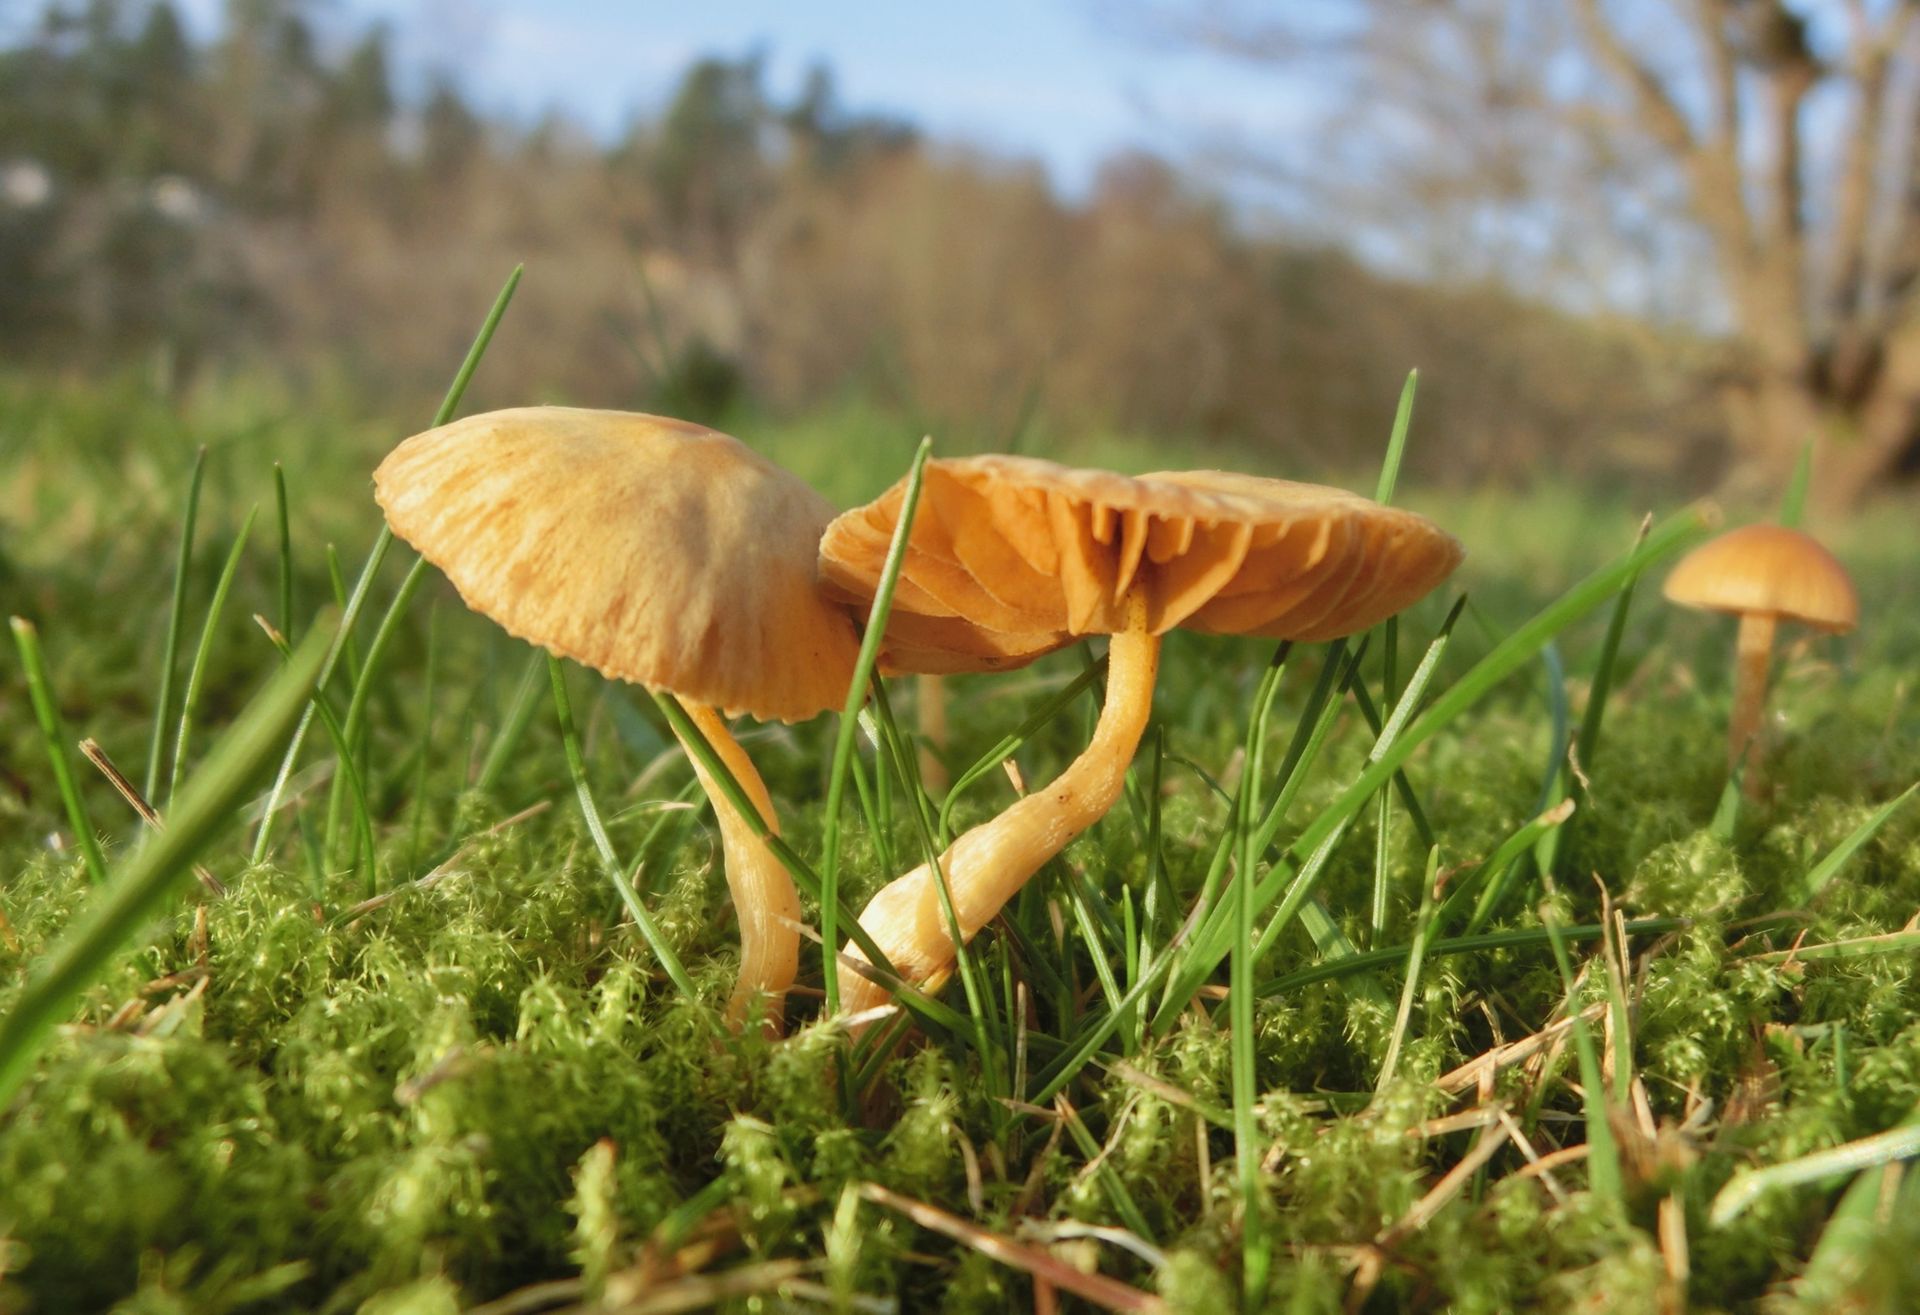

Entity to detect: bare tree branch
[1572,0,1755,264]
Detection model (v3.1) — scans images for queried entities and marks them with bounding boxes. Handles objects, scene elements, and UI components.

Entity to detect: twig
[79,737,225,895]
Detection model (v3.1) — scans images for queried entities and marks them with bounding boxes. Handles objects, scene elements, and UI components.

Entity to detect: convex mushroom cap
[375,406,861,1033]
[821,454,1464,666]
[375,406,862,719]
[1662,524,1859,634]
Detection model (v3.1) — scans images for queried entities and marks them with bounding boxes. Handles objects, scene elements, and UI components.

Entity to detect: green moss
[7,376,1920,1308]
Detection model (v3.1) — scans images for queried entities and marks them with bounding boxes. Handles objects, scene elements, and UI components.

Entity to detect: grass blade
[1232,646,1289,1302]
[548,657,696,1001]
[250,264,522,863]
[1257,915,1686,997]
[1710,1110,1920,1226]
[1187,507,1710,1018]
[476,650,548,795]
[1375,845,1440,1093]
[10,617,112,886]
[937,660,1108,845]
[1779,435,1816,528]
[1795,782,1918,904]
[649,693,906,986]
[169,506,259,803]
[1373,368,1418,504]
[0,617,331,1109]
[819,436,933,1013]
[273,462,294,642]
[145,445,206,802]
[1541,904,1623,1207]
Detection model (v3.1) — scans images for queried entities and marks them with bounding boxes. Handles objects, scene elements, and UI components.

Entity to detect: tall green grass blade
[1375,845,1440,1092]
[250,265,522,862]
[145,445,206,802]
[323,545,362,686]
[10,617,112,886]
[273,462,294,642]
[1538,517,1649,881]
[819,436,933,1014]
[1796,783,1918,904]
[1257,915,1686,997]
[476,650,547,795]
[1055,1100,1156,1241]
[1348,676,1437,848]
[1710,1110,1920,1226]
[1574,516,1651,774]
[169,506,258,803]
[1709,772,1742,841]
[865,677,1006,1091]
[1453,799,1577,935]
[324,557,429,868]
[650,693,904,985]
[0,618,331,1109]
[1541,905,1623,1206]
[1750,927,1920,964]
[255,617,382,895]
[1792,1161,1903,1300]
[867,681,940,851]
[1374,368,1418,504]
[1780,435,1816,528]
[406,604,440,876]
[936,660,1108,845]
[1176,508,1708,1021]
[1180,603,1460,1024]
[548,657,696,1001]
[1232,647,1289,1303]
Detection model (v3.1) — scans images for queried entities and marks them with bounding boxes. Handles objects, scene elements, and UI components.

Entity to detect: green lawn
[2,355,1918,1314]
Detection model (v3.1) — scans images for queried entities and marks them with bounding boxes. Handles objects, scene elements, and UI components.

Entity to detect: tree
[648,54,771,256]
[1164,0,1920,505]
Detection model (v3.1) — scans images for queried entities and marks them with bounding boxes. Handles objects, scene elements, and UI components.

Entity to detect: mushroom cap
[375,406,862,721]
[1662,524,1859,634]
[820,455,1463,672]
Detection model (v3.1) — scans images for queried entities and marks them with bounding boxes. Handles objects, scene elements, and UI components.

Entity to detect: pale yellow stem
[674,700,800,1034]
[917,672,951,794]
[840,601,1161,1017]
[1730,612,1777,792]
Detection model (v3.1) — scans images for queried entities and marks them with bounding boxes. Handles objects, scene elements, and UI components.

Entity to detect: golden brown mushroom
[375,406,861,1032]
[820,455,1462,1016]
[1662,523,1858,781]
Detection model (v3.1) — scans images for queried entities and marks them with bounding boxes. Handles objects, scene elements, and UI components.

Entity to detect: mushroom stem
[674,699,801,1034]
[917,673,950,793]
[840,596,1161,1016]
[1729,612,1777,778]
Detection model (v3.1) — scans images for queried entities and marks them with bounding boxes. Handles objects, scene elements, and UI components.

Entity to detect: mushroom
[1662,523,1858,780]
[374,406,861,1032]
[819,455,1463,1015]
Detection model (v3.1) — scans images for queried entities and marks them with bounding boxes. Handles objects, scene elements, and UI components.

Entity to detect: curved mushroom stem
[840,595,1161,1017]
[674,700,801,1035]
[1729,612,1776,783]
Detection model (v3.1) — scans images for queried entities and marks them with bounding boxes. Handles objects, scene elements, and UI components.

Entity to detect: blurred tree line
[1,0,1732,490]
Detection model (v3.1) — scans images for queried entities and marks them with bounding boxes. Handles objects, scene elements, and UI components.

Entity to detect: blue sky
[174,0,1334,198]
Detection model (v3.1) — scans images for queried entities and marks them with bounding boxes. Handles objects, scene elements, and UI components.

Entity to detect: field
[2,340,1919,1314]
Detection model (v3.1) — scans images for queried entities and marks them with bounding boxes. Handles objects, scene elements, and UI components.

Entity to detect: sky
[171,0,1337,199]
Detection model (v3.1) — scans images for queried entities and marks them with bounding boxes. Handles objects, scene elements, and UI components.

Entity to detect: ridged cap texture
[820,455,1464,673]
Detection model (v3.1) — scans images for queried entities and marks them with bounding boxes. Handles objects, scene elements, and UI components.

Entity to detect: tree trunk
[1718,365,1826,505]
[1721,353,1920,513]
[1816,328,1920,511]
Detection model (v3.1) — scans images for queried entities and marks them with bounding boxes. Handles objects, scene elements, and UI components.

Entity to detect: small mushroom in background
[819,455,1463,1018]
[1662,523,1859,789]
[375,407,862,1034]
